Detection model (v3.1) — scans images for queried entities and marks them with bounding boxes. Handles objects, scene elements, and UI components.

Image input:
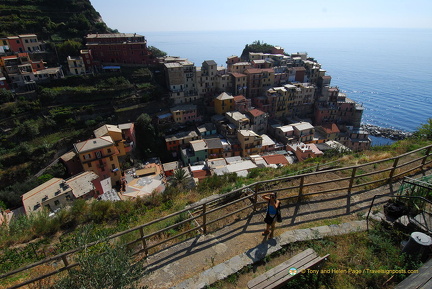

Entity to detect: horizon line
[123,27,432,34]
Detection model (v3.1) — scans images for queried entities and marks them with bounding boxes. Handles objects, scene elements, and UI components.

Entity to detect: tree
[57,40,83,59]
[18,120,40,139]
[0,89,14,103]
[172,168,187,187]
[38,88,58,106]
[135,113,157,158]
[148,46,167,57]
[414,118,432,140]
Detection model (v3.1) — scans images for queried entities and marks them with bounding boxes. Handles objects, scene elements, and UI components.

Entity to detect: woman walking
[262,193,281,236]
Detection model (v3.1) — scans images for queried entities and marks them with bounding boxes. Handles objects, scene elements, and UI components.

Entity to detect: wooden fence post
[202,203,207,235]
[253,184,259,211]
[347,167,357,214]
[298,176,304,200]
[61,255,69,269]
[388,157,400,184]
[139,227,148,257]
[421,146,431,169]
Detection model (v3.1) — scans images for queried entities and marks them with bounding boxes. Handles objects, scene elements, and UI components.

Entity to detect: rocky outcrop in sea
[361,124,413,140]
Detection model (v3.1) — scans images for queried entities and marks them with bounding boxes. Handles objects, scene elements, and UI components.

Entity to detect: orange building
[74,136,122,186]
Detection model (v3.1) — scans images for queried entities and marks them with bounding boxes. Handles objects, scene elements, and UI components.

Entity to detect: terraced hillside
[0,0,114,40]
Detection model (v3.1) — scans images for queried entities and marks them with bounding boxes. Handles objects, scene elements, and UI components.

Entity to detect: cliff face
[0,0,115,40]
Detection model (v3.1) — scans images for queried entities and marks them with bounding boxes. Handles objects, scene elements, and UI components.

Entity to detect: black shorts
[264,214,276,225]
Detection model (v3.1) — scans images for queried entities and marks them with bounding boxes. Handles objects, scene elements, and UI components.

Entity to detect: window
[54,200,60,206]
[96,151,102,159]
[111,164,115,170]
[110,156,113,161]
[107,148,111,153]
[88,163,92,168]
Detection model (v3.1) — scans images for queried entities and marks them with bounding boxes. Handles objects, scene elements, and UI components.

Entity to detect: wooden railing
[1,144,432,288]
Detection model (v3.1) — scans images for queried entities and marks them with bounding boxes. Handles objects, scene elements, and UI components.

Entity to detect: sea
[143,28,432,145]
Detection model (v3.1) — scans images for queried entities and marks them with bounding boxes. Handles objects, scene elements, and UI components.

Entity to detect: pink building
[170,104,201,124]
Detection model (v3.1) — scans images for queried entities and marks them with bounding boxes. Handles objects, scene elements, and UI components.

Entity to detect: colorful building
[170,104,201,124]
[21,171,101,216]
[85,33,154,66]
[74,136,122,185]
[165,130,200,155]
[181,139,208,165]
[237,130,262,157]
[214,92,234,114]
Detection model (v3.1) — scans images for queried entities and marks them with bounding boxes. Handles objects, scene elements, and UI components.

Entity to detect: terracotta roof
[230,72,247,78]
[292,66,306,71]
[321,123,340,134]
[262,154,289,165]
[308,143,324,155]
[244,68,262,74]
[192,170,210,179]
[233,95,246,102]
[245,68,274,74]
[248,109,265,117]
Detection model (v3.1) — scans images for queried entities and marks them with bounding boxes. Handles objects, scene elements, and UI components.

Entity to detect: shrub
[51,243,146,289]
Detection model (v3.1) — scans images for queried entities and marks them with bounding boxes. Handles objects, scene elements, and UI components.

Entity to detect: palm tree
[172,168,187,187]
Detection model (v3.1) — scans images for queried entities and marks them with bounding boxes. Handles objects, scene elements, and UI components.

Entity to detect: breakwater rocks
[361,124,413,140]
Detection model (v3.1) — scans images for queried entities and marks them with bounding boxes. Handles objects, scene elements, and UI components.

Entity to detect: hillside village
[0,31,374,218]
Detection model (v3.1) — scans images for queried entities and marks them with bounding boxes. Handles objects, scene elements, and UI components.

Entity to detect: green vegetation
[209,222,423,289]
[51,241,146,289]
[0,68,163,209]
[134,112,170,160]
[414,118,432,140]
[241,40,278,60]
[0,0,115,40]
[148,45,168,57]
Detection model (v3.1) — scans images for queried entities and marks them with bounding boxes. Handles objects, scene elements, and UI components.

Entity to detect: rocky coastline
[361,124,413,140]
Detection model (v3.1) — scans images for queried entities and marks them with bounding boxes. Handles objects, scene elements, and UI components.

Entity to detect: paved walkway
[139,171,431,289]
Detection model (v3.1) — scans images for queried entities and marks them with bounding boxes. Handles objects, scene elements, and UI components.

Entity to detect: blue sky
[90,0,432,32]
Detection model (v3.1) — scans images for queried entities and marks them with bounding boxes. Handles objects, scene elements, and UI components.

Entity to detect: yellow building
[94,124,127,157]
[237,130,262,157]
[214,92,234,115]
[74,136,122,185]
